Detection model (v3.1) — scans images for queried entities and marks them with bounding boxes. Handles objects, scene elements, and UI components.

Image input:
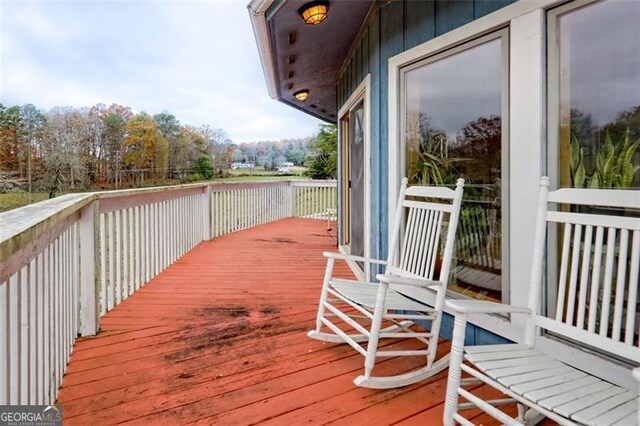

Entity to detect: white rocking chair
[444,177,640,425]
[308,177,464,389]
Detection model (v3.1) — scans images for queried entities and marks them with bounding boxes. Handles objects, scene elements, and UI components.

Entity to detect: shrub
[194,155,214,179]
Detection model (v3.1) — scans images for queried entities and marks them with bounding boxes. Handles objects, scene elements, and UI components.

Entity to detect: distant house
[248,0,640,387]
[231,162,255,170]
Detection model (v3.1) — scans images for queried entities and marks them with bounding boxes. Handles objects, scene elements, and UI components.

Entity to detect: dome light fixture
[298,1,329,25]
[294,89,310,102]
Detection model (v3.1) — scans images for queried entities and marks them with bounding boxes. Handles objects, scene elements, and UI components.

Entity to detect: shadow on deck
[57,218,520,425]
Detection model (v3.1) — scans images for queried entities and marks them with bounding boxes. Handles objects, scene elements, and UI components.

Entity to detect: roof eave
[247,0,279,100]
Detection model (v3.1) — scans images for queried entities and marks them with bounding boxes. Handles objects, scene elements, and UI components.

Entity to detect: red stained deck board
[57,218,547,425]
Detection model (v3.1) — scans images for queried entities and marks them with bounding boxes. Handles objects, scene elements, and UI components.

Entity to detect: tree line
[232,138,311,169]
[0,103,237,196]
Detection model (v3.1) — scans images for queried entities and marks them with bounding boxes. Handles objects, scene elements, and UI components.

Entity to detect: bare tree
[19,104,45,201]
[201,126,232,174]
[40,107,86,197]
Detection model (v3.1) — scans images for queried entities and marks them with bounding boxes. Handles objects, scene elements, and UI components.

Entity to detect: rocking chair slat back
[405,185,458,200]
[398,207,443,280]
[528,179,640,364]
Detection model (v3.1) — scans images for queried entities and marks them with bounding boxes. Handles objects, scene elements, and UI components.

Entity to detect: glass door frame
[337,75,371,282]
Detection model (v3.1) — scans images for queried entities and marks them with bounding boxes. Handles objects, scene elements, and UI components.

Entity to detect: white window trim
[399,28,511,303]
[338,74,371,282]
[386,0,634,389]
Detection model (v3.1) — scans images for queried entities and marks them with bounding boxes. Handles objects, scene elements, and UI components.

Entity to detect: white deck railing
[0,179,336,405]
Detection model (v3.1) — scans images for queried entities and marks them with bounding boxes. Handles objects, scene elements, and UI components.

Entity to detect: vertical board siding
[336,0,515,342]
[435,0,474,36]
[337,0,515,262]
[369,11,381,265]
[404,1,436,50]
[356,40,363,84]
[351,55,357,94]
[474,0,513,19]
[378,0,404,260]
[362,31,369,81]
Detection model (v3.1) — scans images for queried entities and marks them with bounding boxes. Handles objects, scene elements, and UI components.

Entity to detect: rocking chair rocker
[308,177,464,388]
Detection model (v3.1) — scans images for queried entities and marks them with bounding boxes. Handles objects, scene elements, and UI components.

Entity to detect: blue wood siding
[435,0,474,36]
[405,1,436,50]
[336,0,515,344]
[368,12,381,271]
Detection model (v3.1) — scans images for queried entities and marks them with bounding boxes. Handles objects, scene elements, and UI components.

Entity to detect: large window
[549,0,640,190]
[548,0,640,344]
[402,30,508,302]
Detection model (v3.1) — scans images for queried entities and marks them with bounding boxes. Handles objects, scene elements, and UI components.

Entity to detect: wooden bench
[444,177,640,425]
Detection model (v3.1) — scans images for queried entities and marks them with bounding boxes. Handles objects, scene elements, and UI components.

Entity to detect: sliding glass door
[340,99,365,259]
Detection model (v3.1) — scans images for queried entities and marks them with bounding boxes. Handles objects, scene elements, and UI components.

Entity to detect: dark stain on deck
[197,306,251,318]
[260,306,280,316]
[255,237,298,243]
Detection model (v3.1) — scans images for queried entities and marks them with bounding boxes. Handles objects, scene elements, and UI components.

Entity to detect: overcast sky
[1,0,321,142]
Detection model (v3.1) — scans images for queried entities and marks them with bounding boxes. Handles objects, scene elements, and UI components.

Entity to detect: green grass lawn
[0,192,50,213]
[218,175,309,182]
[0,168,313,213]
[221,165,309,182]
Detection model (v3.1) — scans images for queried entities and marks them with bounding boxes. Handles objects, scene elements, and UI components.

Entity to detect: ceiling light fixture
[294,89,309,102]
[298,1,329,25]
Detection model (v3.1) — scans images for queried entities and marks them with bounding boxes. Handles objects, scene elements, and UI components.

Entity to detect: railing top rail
[0,193,95,262]
[293,180,337,187]
[208,180,291,191]
[0,179,338,264]
[0,183,211,261]
[96,182,209,199]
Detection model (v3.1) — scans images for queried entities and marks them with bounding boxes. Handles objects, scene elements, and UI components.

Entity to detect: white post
[79,200,100,336]
[203,185,212,240]
[289,181,296,218]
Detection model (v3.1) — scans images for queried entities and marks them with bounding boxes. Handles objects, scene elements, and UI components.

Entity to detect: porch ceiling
[249,0,373,123]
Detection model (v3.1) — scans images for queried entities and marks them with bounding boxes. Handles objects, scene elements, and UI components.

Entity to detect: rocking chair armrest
[445,299,531,315]
[376,274,442,288]
[322,252,387,265]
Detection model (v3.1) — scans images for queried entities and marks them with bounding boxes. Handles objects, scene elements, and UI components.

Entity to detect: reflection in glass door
[402,30,508,302]
[547,0,640,332]
[340,100,365,260]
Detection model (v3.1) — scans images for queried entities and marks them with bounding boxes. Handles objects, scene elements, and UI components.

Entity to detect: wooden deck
[56,218,535,425]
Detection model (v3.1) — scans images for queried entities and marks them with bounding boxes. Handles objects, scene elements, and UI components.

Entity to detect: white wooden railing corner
[0,179,336,405]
